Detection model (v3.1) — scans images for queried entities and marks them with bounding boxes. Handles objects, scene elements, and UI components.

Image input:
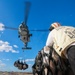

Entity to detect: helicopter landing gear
[22,47,32,50]
[22,43,31,50]
[29,34,32,37]
[18,35,20,38]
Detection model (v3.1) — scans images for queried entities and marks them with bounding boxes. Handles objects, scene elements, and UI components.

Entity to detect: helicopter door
[20,35,30,43]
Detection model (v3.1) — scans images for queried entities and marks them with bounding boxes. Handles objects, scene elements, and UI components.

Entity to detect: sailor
[44,22,75,75]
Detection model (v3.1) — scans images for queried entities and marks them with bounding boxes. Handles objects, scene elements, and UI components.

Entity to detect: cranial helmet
[49,22,61,31]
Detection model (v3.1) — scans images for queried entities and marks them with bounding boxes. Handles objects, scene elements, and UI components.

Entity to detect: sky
[0,0,75,72]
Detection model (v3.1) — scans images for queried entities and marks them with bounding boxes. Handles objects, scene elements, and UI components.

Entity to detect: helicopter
[2,2,32,50]
[18,21,32,50]
[2,2,48,50]
[18,2,32,49]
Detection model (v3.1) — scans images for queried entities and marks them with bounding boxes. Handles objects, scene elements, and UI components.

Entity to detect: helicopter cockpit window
[20,26,28,31]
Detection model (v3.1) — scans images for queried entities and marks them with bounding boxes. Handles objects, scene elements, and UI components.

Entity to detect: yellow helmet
[49,22,61,31]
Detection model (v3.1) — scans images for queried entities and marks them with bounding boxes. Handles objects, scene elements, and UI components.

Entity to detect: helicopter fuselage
[18,24,30,42]
[18,23,32,49]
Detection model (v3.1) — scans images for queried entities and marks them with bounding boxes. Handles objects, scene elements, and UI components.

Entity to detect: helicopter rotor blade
[30,29,49,32]
[2,26,18,30]
[2,26,49,32]
[24,2,31,25]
